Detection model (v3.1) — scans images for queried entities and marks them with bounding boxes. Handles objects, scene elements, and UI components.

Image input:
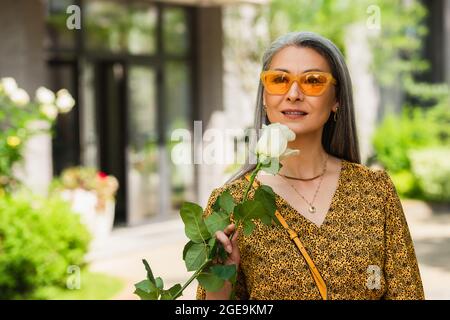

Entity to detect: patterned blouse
[196,159,425,300]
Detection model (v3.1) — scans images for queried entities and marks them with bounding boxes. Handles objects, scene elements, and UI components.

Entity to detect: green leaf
[254,186,277,225]
[256,184,276,201]
[243,220,255,236]
[134,287,157,300]
[205,210,230,236]
[139,278,157,292]
[212,191,236,214]
[183,240,195,260]
[208,237,218,259]
[168,283,183,299]
[180,202,211,243]
[134,280,158,300]
[197,272,225,292]
[208,237,216,247]
[142,259,156,284]
[272,215,283,227]
[233,200,266,222]
[210,264,237,281]
[184,242,209,271]
[159,291,172,300]
[155,277,164,290]
[218,244,228,262]
[160,283,183,300]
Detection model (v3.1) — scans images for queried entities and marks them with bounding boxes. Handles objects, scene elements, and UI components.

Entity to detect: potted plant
[53,167,119,243]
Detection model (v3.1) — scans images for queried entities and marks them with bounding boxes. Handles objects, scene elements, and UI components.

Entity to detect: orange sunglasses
[260,70,337,96]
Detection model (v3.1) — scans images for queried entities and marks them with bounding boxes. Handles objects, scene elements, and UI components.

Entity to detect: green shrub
[426,100,450,144]
[409,148,450,202]
[0,191,91,299]
[372,102,450,201]
[372,106,442,173]
[389,170,422,199]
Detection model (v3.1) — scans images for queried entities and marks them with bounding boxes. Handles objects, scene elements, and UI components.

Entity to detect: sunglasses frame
[260,70,337,96]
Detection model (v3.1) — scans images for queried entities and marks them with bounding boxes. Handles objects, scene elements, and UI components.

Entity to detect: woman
[196,31,424,300]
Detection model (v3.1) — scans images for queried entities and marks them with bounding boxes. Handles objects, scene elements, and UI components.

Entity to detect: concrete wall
[196,6,224,127]
[0,0,53,195]
[194,6,226,207]
[0,0,47,93]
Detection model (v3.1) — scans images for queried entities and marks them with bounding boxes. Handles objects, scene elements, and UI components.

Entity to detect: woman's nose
[287,81,305,102]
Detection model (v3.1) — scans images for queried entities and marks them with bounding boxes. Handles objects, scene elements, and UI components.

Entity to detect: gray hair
[225,31,361,184]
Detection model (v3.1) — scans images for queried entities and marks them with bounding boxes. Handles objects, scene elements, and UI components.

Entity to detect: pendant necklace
[279,154,328,214]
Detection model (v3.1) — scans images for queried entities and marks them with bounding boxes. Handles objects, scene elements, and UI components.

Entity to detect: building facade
[0,0,448,227]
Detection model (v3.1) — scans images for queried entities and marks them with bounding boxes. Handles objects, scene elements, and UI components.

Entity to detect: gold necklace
[278,171,324,181]
[278,154,328,214]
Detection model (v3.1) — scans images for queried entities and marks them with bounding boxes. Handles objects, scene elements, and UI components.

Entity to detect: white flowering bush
[0,77,76,193]
[409,148,450,202]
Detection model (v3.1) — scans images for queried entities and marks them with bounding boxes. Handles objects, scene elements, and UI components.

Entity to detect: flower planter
[61,188,115,243]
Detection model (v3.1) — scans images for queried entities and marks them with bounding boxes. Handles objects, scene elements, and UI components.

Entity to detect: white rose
[36,87,56,105]
[1,77,18,96]
[55,89,75,113]
[255,123,300,164]
[40,104,58,120]
[10,88,30,106]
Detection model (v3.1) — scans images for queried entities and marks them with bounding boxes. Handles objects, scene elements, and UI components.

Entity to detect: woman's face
[263,46,339,136]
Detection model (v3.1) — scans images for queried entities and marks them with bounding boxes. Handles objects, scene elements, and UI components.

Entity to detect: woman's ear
[332,101,339,112]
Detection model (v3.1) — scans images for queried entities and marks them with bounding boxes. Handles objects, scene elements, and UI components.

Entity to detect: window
[45,0,196,225]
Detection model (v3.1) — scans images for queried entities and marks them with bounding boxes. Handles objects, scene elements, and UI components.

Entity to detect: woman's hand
[213,223,240,266]
[205,223,240,300]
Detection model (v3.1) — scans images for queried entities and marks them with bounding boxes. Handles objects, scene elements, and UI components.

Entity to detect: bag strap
[244,173,328,300]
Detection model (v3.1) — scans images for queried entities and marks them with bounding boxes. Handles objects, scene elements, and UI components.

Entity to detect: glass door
[94,61,128,225]
[126,65,160,224]
[47,0,197,226]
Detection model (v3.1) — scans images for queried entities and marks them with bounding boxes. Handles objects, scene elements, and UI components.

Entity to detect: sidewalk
[402,200,450,299]
[88,200,450,300]
[87,218,197,300]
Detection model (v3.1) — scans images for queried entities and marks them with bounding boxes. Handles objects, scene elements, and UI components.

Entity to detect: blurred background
[0,0,449,299]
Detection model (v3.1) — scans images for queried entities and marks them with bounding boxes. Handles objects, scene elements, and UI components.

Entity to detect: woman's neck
[278,131,328,179]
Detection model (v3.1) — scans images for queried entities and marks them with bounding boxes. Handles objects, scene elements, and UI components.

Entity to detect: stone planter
[61,188,115,243]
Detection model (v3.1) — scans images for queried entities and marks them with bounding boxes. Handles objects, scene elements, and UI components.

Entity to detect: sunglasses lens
[264,72,292,94]
[300,73,329,96]
[262,71,333,95]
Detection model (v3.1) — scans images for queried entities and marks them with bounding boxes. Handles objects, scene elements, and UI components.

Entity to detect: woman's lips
[281,110,308,120]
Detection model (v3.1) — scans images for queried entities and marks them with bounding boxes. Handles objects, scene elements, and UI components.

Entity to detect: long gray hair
[225,31,361,184]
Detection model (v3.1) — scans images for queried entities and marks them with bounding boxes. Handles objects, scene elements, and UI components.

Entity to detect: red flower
[97,171,108,180]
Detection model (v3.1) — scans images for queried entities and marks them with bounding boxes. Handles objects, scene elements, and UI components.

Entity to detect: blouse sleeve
[379,170,425,300]
[195,187,249,300]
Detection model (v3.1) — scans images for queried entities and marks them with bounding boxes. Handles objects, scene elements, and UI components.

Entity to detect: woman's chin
[277,121,305,133]
[267,117,316,135]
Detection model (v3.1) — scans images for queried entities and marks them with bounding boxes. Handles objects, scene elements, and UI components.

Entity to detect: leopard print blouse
[196,159,425,300]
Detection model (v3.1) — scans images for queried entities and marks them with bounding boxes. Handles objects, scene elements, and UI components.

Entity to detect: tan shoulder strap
[244,173,328,300]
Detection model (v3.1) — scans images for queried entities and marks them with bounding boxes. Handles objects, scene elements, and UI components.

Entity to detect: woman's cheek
[265,95,282,109]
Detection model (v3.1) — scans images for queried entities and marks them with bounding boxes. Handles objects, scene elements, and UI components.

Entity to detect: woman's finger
[231,228,239,243]
[215,230,232,253]
[223,223,235,235]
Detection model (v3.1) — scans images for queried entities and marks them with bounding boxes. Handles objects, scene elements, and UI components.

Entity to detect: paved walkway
[402,200,450,299]
[87,219,196,300]
[88,199,450,300]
